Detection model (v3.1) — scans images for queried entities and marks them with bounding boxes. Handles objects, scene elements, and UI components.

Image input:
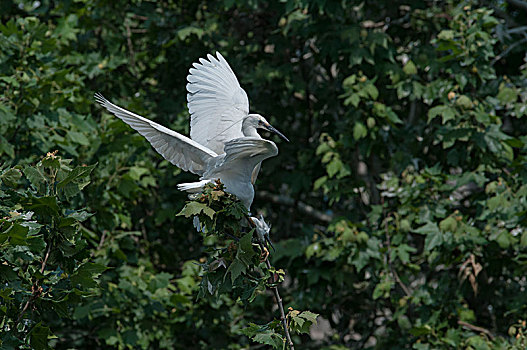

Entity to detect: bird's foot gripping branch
[177,182,318,349]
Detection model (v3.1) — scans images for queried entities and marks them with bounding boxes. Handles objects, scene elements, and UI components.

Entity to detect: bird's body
[95,52,287,211]
[178,136,278,209]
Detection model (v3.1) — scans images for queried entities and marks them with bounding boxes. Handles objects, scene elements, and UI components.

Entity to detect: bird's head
[252,214,271,234]
[245,114,289,142]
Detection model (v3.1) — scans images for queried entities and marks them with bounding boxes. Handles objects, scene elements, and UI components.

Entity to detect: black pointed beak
[264,123,290,142]
[266,236,275,252]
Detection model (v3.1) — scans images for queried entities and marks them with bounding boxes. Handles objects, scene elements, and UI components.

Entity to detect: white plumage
[251,215,272,249]
[94,52,288,211]
[187,53,249,155]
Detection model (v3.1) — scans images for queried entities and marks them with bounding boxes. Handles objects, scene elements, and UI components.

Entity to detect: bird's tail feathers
[177,179,214,193]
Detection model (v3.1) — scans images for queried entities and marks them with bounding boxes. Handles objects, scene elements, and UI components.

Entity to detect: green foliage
[241,321,285,349]
[1,0,527,348]
[0,154,100,349]
[178,183,318,348]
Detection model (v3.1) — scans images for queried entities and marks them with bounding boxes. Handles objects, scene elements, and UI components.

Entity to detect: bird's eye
[258,120,263,125]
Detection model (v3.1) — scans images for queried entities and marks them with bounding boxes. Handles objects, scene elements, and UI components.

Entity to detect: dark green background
[1,0,527,348]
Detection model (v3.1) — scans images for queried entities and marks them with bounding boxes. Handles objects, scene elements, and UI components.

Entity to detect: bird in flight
[95,52,288,211]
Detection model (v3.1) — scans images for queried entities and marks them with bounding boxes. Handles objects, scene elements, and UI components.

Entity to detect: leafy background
[1,0,527,348]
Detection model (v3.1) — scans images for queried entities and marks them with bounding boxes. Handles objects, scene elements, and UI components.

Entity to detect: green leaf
[67,210,93,222]
[403,60,417,75]
[455,95,473,109]
[298,310,318,323]
[439,217,457,232]
[241,323,284,349]
[386,108,403,124]
[345,93,360,107]
[466,336,491,350]
[24,166,47,190]
[413,222,440,236]
[520,231,527,248]
[437,29,455,40]
[57,164,96,190]
[70,262,108,289]
[410,325,432,336]
[176,201,215,219]
[0,102,16,123]
[177,26,204,40]
[238,230,256,264]
[414,222,443,251]
[372,279,393,299]
[128,166,149,181]
[226,258,245,284]
[290,310,319,334]
[0,135,15,158]
[26,196,60,217]
[313,176,327,190]
[365,83,379,99]
[0,287,14,301]
[41,156,61,169]
[68,131,90,146]
[497,86,518,104]
[2,223,29,245]
[353,122,367,140]
[1,167,22,187]
[30,322,51,350]
[327,158,342,178]
[428,105,456,123]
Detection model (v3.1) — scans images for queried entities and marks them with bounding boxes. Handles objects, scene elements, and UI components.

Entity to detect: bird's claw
[260,246,269,262]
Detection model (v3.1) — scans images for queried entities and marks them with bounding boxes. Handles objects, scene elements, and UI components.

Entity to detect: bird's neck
[242,124,261,138]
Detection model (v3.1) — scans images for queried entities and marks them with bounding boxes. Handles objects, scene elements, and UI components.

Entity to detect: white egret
[94,53,287,211]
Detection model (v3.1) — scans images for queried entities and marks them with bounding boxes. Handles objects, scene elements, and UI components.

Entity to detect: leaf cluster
[1,154,102,349]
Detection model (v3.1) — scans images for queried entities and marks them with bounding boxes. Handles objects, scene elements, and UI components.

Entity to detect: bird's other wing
[95,93,217,175]
[250,162,262,185]
[187,52,249,154]
[220,138,278,179]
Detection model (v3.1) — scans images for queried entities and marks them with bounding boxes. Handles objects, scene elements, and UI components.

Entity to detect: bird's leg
[260,246,269,262]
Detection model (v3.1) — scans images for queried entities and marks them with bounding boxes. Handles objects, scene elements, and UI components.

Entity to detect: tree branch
[383,211,411,297]
[506,0,527,12]
[246,216,295,350]
[125,21,137,74]
[40,243,51,274]
[256,191,333,223]
[458,320,495,340]
[491,37,527,65]
[16,243,51,326]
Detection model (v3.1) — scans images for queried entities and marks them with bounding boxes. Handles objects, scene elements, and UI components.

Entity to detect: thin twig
[458,320,495,340]
[256,191,332,223]
[130,28,148,34]
[97,230,107,249]
[40,243,52,274]
[506,0,527,12]
[130,14,148,21]
[491,38,527,66]
[16,298,32,326]
[125,22,137,74]
[384,213,412,297]
[16,243,51,325]
[246,216,295,349]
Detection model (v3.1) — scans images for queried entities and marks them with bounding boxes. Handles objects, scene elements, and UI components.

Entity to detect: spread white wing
[187,52,249,155]
[95,93,217,176]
